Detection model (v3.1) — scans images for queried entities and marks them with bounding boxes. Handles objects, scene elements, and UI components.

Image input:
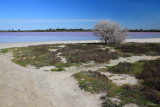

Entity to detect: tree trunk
[104,38,107,44]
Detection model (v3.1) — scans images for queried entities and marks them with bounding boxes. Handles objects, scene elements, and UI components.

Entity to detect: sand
[0,38,160,49]
[0,38,160,107]
[0,53,102,107]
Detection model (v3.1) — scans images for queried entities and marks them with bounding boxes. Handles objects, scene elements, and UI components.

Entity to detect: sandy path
[0,54,54,107]
[0,53,101,107]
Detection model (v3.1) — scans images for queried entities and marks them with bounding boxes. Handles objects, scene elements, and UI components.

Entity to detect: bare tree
[93,20,128,44]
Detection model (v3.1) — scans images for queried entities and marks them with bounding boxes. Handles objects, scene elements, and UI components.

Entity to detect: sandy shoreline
[0,38,160,49]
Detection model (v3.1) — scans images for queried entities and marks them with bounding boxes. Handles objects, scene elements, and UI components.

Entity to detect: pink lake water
[0,32,160,43]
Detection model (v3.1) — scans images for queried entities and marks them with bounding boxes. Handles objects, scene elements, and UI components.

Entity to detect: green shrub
[137,59,160,91]
[12,45,61,67]
[73,71,119,94]
[51,68,65,72]
[108,62,133,74]
[120,85,152,105]
[58,44,119,63]
[136,59,160,105]
[115,43,160,55]
[142,87,160,104]
[103,61,145,75]
[0,48,13,54]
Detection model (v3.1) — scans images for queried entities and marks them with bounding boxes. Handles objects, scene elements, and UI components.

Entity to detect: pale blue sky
[0,0,160,30]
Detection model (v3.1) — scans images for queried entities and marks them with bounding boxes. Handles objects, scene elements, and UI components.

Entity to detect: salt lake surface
[0,32,160,43]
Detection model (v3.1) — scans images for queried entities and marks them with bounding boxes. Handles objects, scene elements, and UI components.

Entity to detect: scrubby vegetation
[51,68,65,72]
[73,71,119,94]
[106,61,145,74]
[12,45,61,67]
[120,85,154,106]
[5,43,160,68]
[11,43,119,68]
[101,85,155,106]
[73,56,160,106]
[142,87,160,104]
[137,59,160,91]
[108,62,134,74]
[11,44,85,68]
[73,71,157,106]
[0,48,14,54]
[136,59,160,104]
[58,44,119,63]
[114,43,160,55]
[99,58,160,106]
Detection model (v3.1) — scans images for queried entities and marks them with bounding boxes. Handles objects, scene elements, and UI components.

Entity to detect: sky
[0,0,160,30]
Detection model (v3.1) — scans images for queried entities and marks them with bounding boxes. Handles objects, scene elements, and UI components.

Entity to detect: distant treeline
[0,28,91,32]
[0,28,160,32]
[129,29,160,32]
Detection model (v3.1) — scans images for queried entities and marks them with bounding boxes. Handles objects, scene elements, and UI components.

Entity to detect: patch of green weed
[12,45,61,68]
[102,61,145,75]
[51,68,65,72]
[73,71,119,95]
[0,48,14,54]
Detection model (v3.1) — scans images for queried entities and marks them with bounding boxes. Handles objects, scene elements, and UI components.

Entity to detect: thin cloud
[0,19,101,23]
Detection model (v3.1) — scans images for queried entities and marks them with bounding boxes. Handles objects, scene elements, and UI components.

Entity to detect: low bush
[137,59,160,91]
[108,62,133,74]
[135,59,160,105]
[73,70,159,106]
[142,87,160,104]
[103,61,145,75]
[51,68,65,72]
[54,63,82,68]
[120,85,153,106]
[0,48,14,54]
[142,78,160,91]
[115,43,160,55]
[58,44,119,63]
[101,98,121,107]
[12,45,61,67]
[73,71,119,94]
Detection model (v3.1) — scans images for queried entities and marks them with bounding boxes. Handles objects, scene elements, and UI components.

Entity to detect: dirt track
[0,53,101,107]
